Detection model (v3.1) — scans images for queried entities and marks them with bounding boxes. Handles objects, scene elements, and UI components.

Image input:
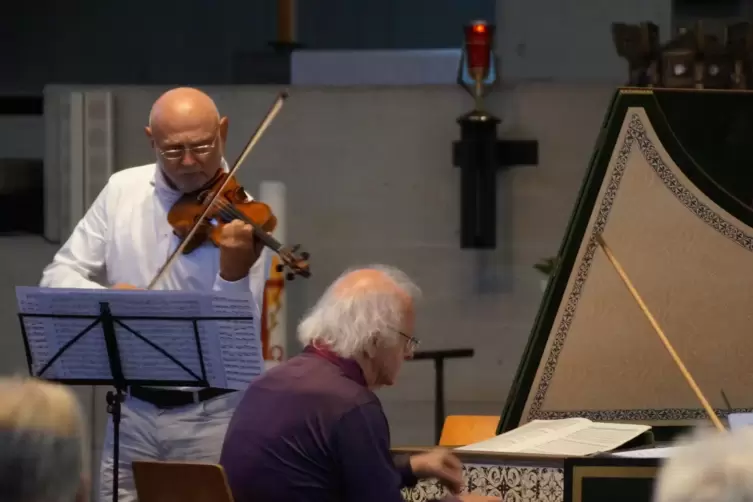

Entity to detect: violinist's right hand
[112,283,140,290]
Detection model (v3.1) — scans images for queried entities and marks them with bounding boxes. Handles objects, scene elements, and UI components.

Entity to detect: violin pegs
[275,263,284,272]
[301,251,310,260]
[286,272,295,281]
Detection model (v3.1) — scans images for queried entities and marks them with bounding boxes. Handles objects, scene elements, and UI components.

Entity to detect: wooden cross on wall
[452,110,539,249]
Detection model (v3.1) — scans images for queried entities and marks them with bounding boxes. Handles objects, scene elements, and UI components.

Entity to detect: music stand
[18,299,254,502]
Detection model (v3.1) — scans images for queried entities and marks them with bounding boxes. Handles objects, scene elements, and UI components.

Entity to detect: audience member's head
[654,427,753,502]
[0,377,88,502]
[298,265,421,388]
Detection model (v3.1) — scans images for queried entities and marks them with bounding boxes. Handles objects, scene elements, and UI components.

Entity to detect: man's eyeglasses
[159,137,218,161]
[394,329,420,350]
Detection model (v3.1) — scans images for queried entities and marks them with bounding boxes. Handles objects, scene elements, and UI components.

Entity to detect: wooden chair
[439,415,499,447]
[133,460,234,502]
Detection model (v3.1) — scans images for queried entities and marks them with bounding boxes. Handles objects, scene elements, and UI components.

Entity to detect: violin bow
[594,233,726,432]
[146,91,289,291]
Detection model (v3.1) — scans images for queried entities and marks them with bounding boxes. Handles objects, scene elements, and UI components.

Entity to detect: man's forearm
[40,262,106,289]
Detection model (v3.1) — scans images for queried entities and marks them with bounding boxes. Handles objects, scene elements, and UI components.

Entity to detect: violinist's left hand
[218,220,263,282]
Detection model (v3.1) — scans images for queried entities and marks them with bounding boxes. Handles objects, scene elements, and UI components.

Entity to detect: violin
[167,170,310,279]
[146,91,310,290]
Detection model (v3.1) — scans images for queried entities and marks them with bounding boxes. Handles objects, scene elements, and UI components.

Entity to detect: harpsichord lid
[500,88,753,433]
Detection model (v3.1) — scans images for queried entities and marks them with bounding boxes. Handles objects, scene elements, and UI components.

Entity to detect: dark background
[2,0,493,90]
[2,0,746,91]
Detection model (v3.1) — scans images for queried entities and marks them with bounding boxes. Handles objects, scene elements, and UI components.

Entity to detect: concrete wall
[495,0,672,82]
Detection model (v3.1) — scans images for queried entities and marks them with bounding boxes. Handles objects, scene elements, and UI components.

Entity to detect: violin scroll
[276,244,311,281]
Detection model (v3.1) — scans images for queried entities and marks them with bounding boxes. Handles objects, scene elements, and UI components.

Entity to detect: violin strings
[211,197,262,230]
[209,197,283,252]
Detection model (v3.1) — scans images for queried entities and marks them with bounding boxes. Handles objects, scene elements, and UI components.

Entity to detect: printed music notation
[211,295,264,390]
[16,287,264,391]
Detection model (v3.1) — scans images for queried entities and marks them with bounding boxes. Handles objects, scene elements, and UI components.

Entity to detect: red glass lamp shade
[464,21,494,80]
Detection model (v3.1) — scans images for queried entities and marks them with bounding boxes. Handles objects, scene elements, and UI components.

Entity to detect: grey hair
[654,427,753,502]
[297,264,421,358]
[0,377,87,502]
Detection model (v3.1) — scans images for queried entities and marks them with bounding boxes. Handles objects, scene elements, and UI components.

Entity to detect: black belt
[130,386,234,409]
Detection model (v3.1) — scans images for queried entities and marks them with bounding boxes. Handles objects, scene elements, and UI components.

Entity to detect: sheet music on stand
[17,286,265,502]
[16,286,265,390]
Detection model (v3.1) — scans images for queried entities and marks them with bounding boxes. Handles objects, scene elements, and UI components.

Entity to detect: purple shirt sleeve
[393,454,418,488]
[333,402,461,502]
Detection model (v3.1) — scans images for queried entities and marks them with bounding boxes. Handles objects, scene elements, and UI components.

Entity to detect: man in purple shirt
[220,265,498,502]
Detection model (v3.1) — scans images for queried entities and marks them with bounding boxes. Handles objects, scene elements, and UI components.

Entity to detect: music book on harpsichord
[456,418,651,456]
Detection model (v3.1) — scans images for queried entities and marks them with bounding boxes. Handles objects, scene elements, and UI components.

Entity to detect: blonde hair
[0,377,87,502]
[655,427,753,502]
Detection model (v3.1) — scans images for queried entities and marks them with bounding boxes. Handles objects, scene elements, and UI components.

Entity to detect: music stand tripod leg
[100,302,127,502]
[105,388,126,502]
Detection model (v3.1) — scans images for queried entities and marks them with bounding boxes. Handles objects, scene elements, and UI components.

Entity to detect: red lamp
[460,20,497,111]
[464,21,494,81]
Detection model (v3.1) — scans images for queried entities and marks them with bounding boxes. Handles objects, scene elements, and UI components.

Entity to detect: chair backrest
[133,460,234,502]
[439,415,499,447]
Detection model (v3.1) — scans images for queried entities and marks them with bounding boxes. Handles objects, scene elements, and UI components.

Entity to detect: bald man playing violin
[40,87,271,502]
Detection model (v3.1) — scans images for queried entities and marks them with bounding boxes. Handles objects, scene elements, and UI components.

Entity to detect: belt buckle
[192,391,200,404]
